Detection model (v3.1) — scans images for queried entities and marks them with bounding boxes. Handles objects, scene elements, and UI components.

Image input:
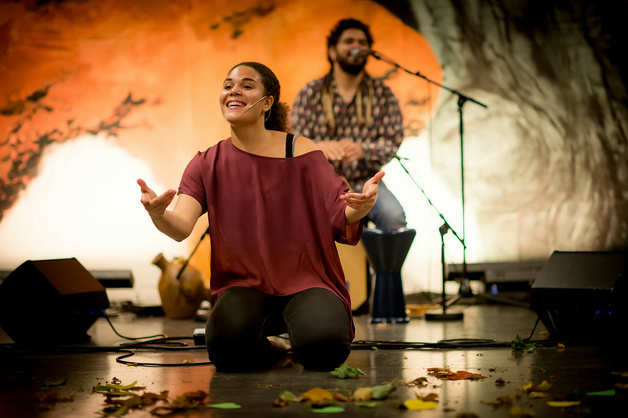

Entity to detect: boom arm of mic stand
[369,51,487,110]
[394,157,464,249]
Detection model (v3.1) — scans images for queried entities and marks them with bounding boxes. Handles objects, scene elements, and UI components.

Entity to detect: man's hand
[339,139,364,164]
[137,178,176,220]
[317,140,346,161]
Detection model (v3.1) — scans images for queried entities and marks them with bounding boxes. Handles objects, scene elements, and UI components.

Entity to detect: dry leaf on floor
[273,390,295,407]
[407,377,429,386]
[547,401,581,407]
[330,363,365,379]
[353,387,372,402]
[509,406,535,417]
[43,379,67,387]
[302,388,334,403]
[416,393,439,402]
[521,381,552,392]
[428,368,486,381]
[403,399,438,410]
[482,395,513,406]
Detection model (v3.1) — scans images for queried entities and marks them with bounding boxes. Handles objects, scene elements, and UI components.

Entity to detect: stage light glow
[0,135,188,305]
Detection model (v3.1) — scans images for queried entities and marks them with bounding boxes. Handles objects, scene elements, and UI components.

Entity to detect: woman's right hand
[137,178,176,220]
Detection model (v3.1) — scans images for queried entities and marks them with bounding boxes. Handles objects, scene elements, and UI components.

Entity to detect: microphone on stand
[349,47,381,60]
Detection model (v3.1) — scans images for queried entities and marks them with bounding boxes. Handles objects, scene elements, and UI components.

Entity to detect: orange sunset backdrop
[0,0,443,303]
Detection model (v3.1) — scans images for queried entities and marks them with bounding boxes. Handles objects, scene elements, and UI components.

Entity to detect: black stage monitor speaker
[530,251,628,342]
[0,258,110,345]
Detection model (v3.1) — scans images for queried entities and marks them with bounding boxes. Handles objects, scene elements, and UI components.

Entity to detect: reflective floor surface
[1,301,627,417]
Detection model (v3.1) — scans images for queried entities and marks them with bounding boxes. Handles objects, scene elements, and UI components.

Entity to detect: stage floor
[1,300,627,417]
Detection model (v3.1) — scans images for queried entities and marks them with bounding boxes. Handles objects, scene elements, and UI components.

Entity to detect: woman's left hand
[341,171,385,210]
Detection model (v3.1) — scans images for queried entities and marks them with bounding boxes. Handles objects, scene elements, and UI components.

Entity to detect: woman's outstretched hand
[137,178,176,220]
[342,171,385,225]
[341,171,385,210]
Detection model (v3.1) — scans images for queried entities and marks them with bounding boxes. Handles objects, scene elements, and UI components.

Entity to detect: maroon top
[178,137,364,339]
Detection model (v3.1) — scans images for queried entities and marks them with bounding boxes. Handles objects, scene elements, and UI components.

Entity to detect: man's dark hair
[326,18,374,65]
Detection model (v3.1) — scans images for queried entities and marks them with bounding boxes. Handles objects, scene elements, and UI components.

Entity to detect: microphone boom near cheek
[248,95,269,109]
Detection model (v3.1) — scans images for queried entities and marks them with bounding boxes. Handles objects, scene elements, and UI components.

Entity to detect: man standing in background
[291,18,407,229]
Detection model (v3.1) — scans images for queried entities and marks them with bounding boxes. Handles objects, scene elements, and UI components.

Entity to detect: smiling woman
[137,61,388,372]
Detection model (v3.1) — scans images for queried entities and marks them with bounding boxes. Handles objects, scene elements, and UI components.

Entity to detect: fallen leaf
[408,377,428,386]
[404,399,438,410]
[170,390,207,408]
[353,387,372,402]
[509,406,535,417]
[547,401,581,407]
[482,395,513,406]
[427,368,453,378]
[521,381,552,392]
[93,381,145,394]
[528,391,548,399]
[371,380,397,400]
[495,378,506,386]
[311,406,345,413]
[332,392,350,402]
[302,388,334,403]
[330,363,365,379]
[43,379,67,387]
[509,334,539,353]
[586,389,615,396]
[417,393,439,402]
[273,391,294,407]
[428,368,486,381]
[207,402,241,409]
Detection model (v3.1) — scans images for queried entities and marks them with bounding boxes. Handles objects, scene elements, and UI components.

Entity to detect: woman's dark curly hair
[228,62,290,132]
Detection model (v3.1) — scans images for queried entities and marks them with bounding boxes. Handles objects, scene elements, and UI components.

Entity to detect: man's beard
[337,56,366,75]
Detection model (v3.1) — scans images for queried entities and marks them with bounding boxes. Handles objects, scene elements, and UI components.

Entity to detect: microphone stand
[176,227,210,280]
[395,157,465,320]
[370,50,488,309]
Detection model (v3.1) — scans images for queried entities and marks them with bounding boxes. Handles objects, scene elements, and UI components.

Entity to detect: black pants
[205,286,351,372]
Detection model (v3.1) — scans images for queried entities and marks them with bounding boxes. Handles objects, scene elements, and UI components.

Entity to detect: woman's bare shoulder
[293,136,321,156]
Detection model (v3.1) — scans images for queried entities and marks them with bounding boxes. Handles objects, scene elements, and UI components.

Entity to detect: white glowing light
[0,135,188,304]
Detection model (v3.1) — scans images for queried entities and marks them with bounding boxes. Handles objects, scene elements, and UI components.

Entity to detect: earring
[264,108,272,121]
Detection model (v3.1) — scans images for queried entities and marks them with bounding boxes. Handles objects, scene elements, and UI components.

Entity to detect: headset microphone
[248,95,269,109]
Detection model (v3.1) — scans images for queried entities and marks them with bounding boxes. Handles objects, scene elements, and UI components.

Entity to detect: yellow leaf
[404,399,438,410]
[353,387,372,402]
[547,401,581,407]
[510,406,535,417]
[302,388,333,402]
[528,391,547,399]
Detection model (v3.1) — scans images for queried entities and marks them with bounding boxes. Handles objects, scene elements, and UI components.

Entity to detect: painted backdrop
[1,0,626,301]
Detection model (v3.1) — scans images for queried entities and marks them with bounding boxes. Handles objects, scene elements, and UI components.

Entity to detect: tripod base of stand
[425,309,464,321]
